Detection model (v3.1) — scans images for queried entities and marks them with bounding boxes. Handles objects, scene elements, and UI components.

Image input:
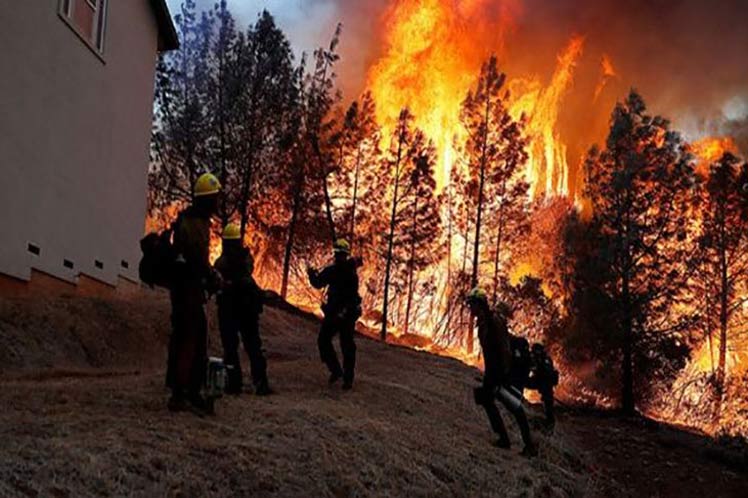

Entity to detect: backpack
[508,335,531,387]
[138,217,180,289]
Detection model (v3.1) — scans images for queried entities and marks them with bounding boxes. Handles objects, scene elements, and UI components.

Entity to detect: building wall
[0,0,161,287]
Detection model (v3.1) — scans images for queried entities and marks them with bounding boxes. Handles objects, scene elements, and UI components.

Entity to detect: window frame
[58,0,109,62]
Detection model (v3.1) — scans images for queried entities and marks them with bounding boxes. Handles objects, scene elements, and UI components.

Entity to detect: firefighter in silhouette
[467,288,537,457]
[215,223,271,396]
[307,239,362,390]
[526,343,559,429]
[166,173,222,415]
[508,334,531,392]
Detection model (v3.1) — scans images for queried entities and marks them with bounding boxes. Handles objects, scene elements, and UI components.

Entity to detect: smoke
[167,0,748,155]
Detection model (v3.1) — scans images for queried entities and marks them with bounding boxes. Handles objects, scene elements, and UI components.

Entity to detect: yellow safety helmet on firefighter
[222,223,241,240]
[466,287,488,305]
[194,172,221,197]
[333,239,351,254]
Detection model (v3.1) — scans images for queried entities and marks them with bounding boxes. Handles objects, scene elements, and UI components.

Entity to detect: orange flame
[367,0,582,200]
[691,136,739,173]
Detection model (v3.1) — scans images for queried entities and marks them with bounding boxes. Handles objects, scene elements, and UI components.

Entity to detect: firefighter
[307,239,362,390]
[215,223,271,396]
[508,334,531,392]
[527,343,558,429]
[166,172,222,415]
[467,288,537,457]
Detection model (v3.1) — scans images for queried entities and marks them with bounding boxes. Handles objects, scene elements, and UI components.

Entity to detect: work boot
[342,380,353,391]
[187,393,211,417]
[254,380,274,396]
[521,443,538,458]
[168,392,188,413]
[328,370,343,385]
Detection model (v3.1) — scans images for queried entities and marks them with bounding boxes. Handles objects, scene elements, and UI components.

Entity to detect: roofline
[150,0,179,52]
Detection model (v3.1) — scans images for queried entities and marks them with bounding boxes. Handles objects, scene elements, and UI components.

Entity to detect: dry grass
[0,293,598,497]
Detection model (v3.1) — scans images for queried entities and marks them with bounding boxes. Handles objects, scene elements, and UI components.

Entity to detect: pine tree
[583,90,698,413]
[696,152,748,392]
[380,109,432,341]
[459,55,529,352]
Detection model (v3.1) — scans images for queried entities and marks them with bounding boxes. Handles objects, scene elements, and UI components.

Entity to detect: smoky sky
[166,0,748,151]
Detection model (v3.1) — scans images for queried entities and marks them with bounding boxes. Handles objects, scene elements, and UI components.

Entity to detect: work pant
[526,377,555,425]
[166,278,207,398]
[318,313,357,384]
[218,303,267,391]
[480,384,533,447]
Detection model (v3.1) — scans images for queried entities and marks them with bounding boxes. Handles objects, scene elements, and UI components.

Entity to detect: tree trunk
[491,178,508,304]
[349,145,362,244]
[716,224,729,391]
[621,272,635,415]
[467,95,492,355]
[404,186,419,334]
[381,141,404,342]
[311,137,337,243]
[281,172,303,300]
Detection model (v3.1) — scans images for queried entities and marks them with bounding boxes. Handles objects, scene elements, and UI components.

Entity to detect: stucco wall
[0,0,160,286]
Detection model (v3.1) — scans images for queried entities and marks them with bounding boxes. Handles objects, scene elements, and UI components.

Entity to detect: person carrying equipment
[508,334,531,392]
[307,239,362,390]
[215,223,272,396]
[527,343,559,429]
[467,288,537,457]
[166,172,222,416]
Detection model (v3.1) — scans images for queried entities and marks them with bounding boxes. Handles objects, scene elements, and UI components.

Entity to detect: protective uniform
[470,293,536,455]
[308,243,362,389]
[166,204,214,406]
[215,236,269,395]
[527,345,558,428]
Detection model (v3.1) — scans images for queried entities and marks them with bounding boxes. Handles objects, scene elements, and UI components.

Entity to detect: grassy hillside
[0,292,597,497]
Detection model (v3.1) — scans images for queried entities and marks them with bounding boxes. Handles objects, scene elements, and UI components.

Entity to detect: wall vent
[121,260,129,269]
[63,259,75,270]
[27,243,41,256]
[95,260,104,270]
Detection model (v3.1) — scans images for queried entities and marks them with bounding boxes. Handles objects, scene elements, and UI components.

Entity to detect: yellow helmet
[194,173,221,197]
[466,287,488,304]
[333,239,351,254]
[222,223,241,240]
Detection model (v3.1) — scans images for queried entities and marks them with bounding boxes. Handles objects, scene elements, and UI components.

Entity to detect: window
[59,0,108,55]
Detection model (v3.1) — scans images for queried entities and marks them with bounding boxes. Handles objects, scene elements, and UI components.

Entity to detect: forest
[148,1,748,437]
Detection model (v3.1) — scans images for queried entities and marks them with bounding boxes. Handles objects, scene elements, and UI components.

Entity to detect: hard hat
[333,239,351,254]
[194,173,221,197]
[222,223,241,240]
[466,287,488,304]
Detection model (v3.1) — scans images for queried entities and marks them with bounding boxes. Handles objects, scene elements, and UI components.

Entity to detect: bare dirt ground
[0,293,746,497]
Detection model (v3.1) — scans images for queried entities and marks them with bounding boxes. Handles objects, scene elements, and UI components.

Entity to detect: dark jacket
[478,310,512,390]
[215,246,262,313]
[508,335,531,389]
[309,257,362,315]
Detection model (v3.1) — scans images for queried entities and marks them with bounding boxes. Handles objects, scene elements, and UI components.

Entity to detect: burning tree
[379,109,438,340]
[460,55,529,351]
[581,91,698,414]
[149,3,297,236]
[696,152,748,392]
